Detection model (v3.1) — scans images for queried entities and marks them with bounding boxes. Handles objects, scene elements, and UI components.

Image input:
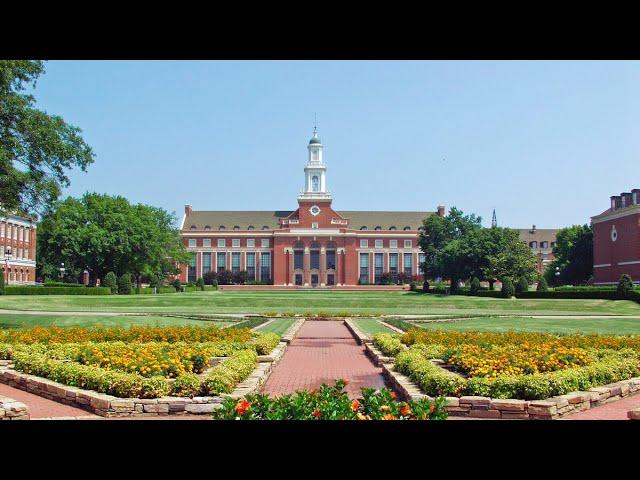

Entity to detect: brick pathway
[0,382,99,419]
[561,394,640,420]
[260,321,387,398]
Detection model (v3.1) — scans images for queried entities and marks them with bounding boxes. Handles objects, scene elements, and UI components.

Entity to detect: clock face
[310,205,321,216]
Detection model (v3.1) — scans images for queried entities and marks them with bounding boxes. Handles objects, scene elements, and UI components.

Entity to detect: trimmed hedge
[3,286,112,295]
[372,333,405,357]
[231,317,270,330]
[201,349,257,395]
[382,318,415,332]
[252,332,280,355]
[43,282,84,288]
[395,346,467,397]
[171,373,202,397]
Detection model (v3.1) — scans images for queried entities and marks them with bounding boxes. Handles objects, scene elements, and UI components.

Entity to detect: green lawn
[255,318,296,335]
[1,290,639,316]
[412,316,640,335]
[352,318,395,336]
[0,313,231,329]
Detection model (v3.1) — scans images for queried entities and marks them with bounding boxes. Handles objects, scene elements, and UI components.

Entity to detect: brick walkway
[561,393,640,420]
[260,321,387,398]
[0,382,99,419]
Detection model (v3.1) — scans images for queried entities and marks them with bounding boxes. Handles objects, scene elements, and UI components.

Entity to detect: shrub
[217,270,234,285]
[233,270,249,285]
[171,373,202,397]
[141,376,171,398]
[3,286,112,295]
[617,274,634,299]
[536,276,549,291]
[212,379,448,420]
[395,347,467,397]
[422,280,429,293]
[117,273,133,295]
[501,278,515,298]
[469,277,481,294]
[516,276,529,294]
[172,278,182,292]
[382,318,415,332]
[0,273,4,295]
[195,277,205,291]
[231,317,271,330]
[43,281,84,287]
[372,333,405,357]
[252,332,280,355]
[103,272,118,294]
[409,281,418,292]
[203,271,218,286]
[201,350,257,395]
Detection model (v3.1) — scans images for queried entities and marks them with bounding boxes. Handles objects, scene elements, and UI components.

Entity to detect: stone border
[378,321,405,334]
[0,328,300,418]
[0,394,30,420]
[279,318,305,344]
[628,408,640,420]
[343,318,371,345]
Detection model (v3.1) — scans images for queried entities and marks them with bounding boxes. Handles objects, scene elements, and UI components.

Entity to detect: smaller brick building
[518,225,558,275]
[1,214,37,285]
[592,189,640,284]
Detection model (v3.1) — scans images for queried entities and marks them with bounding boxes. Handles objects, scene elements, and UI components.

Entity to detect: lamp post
[59,262,66,281]
[4,247,11,285]
[555,266,560,286]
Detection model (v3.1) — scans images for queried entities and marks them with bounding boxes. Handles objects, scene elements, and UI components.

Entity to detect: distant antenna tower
[491,208,497,228]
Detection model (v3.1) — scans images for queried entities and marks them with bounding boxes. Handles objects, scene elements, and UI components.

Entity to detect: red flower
[343,379,350,386]
[350,399,360,411]
[235,400,250,415]
[390,392,397,400]
[400,404,411,416]
[312,409,321,418]
[310,389,320,395]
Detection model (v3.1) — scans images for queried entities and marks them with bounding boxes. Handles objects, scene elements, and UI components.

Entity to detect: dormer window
[248,225,255,230]
[219,226,226,230]
[389,226,397,231]
[233,226,240,231]
[403,226,411,231]
[529,241,538,248]
[360,226,368,231]
[262,226,269,230]
[204,225,211,230]
[374,226,382,231]
[190,225,197,230]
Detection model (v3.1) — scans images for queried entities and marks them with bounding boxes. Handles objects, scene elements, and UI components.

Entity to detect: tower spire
[491,208,497,228]
[313,113,317,135]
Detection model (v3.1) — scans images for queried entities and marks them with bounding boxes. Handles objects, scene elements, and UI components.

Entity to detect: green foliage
[201,350,257,395]
[3,286,111,295]
[516,276,530,294]
[118,273,133,295]
[372,333,405,357]
[195,277,205,291]
[252,332,280,355]
[141,376,171,399]
[382,319,415,331]
[501,278,515,298]
[212,379,448,420]
[0,60,95,215]
[103,272,118,294]
[172,278,182,292]
[536,276,549,291]
[231,317,270,330]
[470,277,481,294]
[617,274,634,299]
[545,225,593,286]
[36,193,189,284]
[484,230,538,285]
[43,281,84,287]
[0,272,4,295]
[171,373,202,397]
[395,347,467,397]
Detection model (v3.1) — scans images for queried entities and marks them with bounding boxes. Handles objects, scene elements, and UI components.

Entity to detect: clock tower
[298,127,331,202]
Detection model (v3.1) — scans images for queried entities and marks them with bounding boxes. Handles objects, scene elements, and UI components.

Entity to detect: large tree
[544,224,593,286]
[484,231,538,285]
[37,193,189,285]
[0,60,94,216]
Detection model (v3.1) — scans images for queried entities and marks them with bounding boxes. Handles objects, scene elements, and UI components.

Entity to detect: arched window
[310,241,320,249]
[248,225,255,231]
[374,226,382,231]
[204,225,211,230]
[403,226,411,231]
[262,226,269,230]
[190,225,197,230]
[233,226,240,231]
[219,226,226,230]
[529,241,538,248]
[360,226,368,231]
[540,241,548,248]
[389,226,397,231]
[312,175,319,192]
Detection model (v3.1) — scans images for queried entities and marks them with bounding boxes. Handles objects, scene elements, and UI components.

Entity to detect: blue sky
[33,60,640,228]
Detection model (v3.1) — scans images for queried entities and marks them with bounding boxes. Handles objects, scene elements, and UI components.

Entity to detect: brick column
[256,252,261,282]
[197,251,203,279]
[304,247,310,286]
[320,247,326,286]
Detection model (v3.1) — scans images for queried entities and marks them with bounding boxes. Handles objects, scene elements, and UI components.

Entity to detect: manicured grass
[1,290,639,316]
[255,318,296,335]
[352,318,396,336]
[0,313,231,329]
[412,316,640,335]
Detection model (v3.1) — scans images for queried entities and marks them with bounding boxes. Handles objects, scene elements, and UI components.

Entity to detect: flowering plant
[211,379,448,420]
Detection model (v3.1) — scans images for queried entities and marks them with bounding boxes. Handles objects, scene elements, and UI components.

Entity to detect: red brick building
[592,189,640,284]
[1,214,37,285]
[518,225,558,275]
[179,130,443,287]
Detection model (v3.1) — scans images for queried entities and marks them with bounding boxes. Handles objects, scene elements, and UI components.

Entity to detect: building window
[202,252,212,274]
[375,239,383,249]
[312,175,319,192]
[540,241,548,248]
[247,239,255,248]
[188,239,196,248]
[217,239,225,248]
[233,226,240,231]
[390,239,397,249]
[261,252,271,282]
[360,226,368,231]
[261,239,270,248]
[374,226,382,231]
[248,226,255,230]
[360,239,368,248]
[404,253,413,276]
[295,273,303,286]
[294,250,304,270]
[404,240,412,248]
[359,253,369,284]
[529,241,538,248]
[312,222,318,229]
[418,253,426,274]
[389,253,398,274]
[231,252,241,273]
[389,226,397,231]
[232,239,240,248]
[403,226,411,231]
[375,252,384,278]
[188,253,197,283]
[0,224,4,237]
[262,226,269,230]
[246,252,256,280]
[190,225,197,230]
[203,239,211,248]
[550,242,556,248]
[216,252,226,272]
[219,226,226,230]
[204,225,211,230]
[326,250,335,270]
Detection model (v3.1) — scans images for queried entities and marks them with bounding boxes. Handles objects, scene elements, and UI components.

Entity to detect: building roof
[183,210,433,231]
[309,136,321,144]
[517,228,559,244]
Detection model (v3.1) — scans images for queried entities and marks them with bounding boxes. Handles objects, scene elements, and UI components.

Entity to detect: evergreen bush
[616,274,634,299]
[117,273,133,295]
[501,278,515,298]
[469,277,481,294]
[103,272,118,294]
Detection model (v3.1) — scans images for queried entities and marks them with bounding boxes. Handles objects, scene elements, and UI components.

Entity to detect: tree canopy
[36,193,189,285]
[0,60,94,216]
[544,224,593,285]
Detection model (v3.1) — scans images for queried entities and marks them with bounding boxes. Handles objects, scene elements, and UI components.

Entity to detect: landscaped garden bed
[0,324,300,417]
[359,328,640,419]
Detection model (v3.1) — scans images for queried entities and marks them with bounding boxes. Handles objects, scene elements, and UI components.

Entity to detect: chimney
[437,205,445,217]
[622,192,633,208]
[184,204,192,216]
[531,224,536,233]
[611,196,618,210]
[632,189,640,205]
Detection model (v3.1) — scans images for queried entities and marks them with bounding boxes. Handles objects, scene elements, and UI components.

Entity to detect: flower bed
[211,379,448,420]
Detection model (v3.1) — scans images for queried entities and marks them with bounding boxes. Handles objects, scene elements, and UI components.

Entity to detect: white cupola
[299,127,332,201]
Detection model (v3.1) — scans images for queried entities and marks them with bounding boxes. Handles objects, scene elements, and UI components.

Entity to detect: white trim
[593,264,612,268]
[618,260,640,266]
[179,213,186,230]
[591,204,640,224]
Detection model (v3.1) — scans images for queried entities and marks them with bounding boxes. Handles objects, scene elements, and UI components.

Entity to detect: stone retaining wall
[0,394,29,420]
[347,320,640,420]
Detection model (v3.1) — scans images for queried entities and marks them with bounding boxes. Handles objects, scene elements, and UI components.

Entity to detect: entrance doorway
[311,274,319,287]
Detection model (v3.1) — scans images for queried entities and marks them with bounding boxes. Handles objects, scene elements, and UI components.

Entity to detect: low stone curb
[343,319,370,345]
[378,321,405,334]
[279,318,305,344]
[252,318,276,332]
[0,394,30,420]
[628,408,640,420]
[363,342,396,366]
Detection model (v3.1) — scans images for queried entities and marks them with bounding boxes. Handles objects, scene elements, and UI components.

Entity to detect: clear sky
[32,60,640,229]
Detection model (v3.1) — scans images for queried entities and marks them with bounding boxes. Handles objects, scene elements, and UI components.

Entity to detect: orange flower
[310,389,320,395]
[400,404,411,416]
[356,413,370,420]
[350,399,360,411]
[380,405,390,412]
[390,392,397,400]
[235,400,250,415]
[382,413,396,420]
[312,409,321,418]
[343,379,350,386]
